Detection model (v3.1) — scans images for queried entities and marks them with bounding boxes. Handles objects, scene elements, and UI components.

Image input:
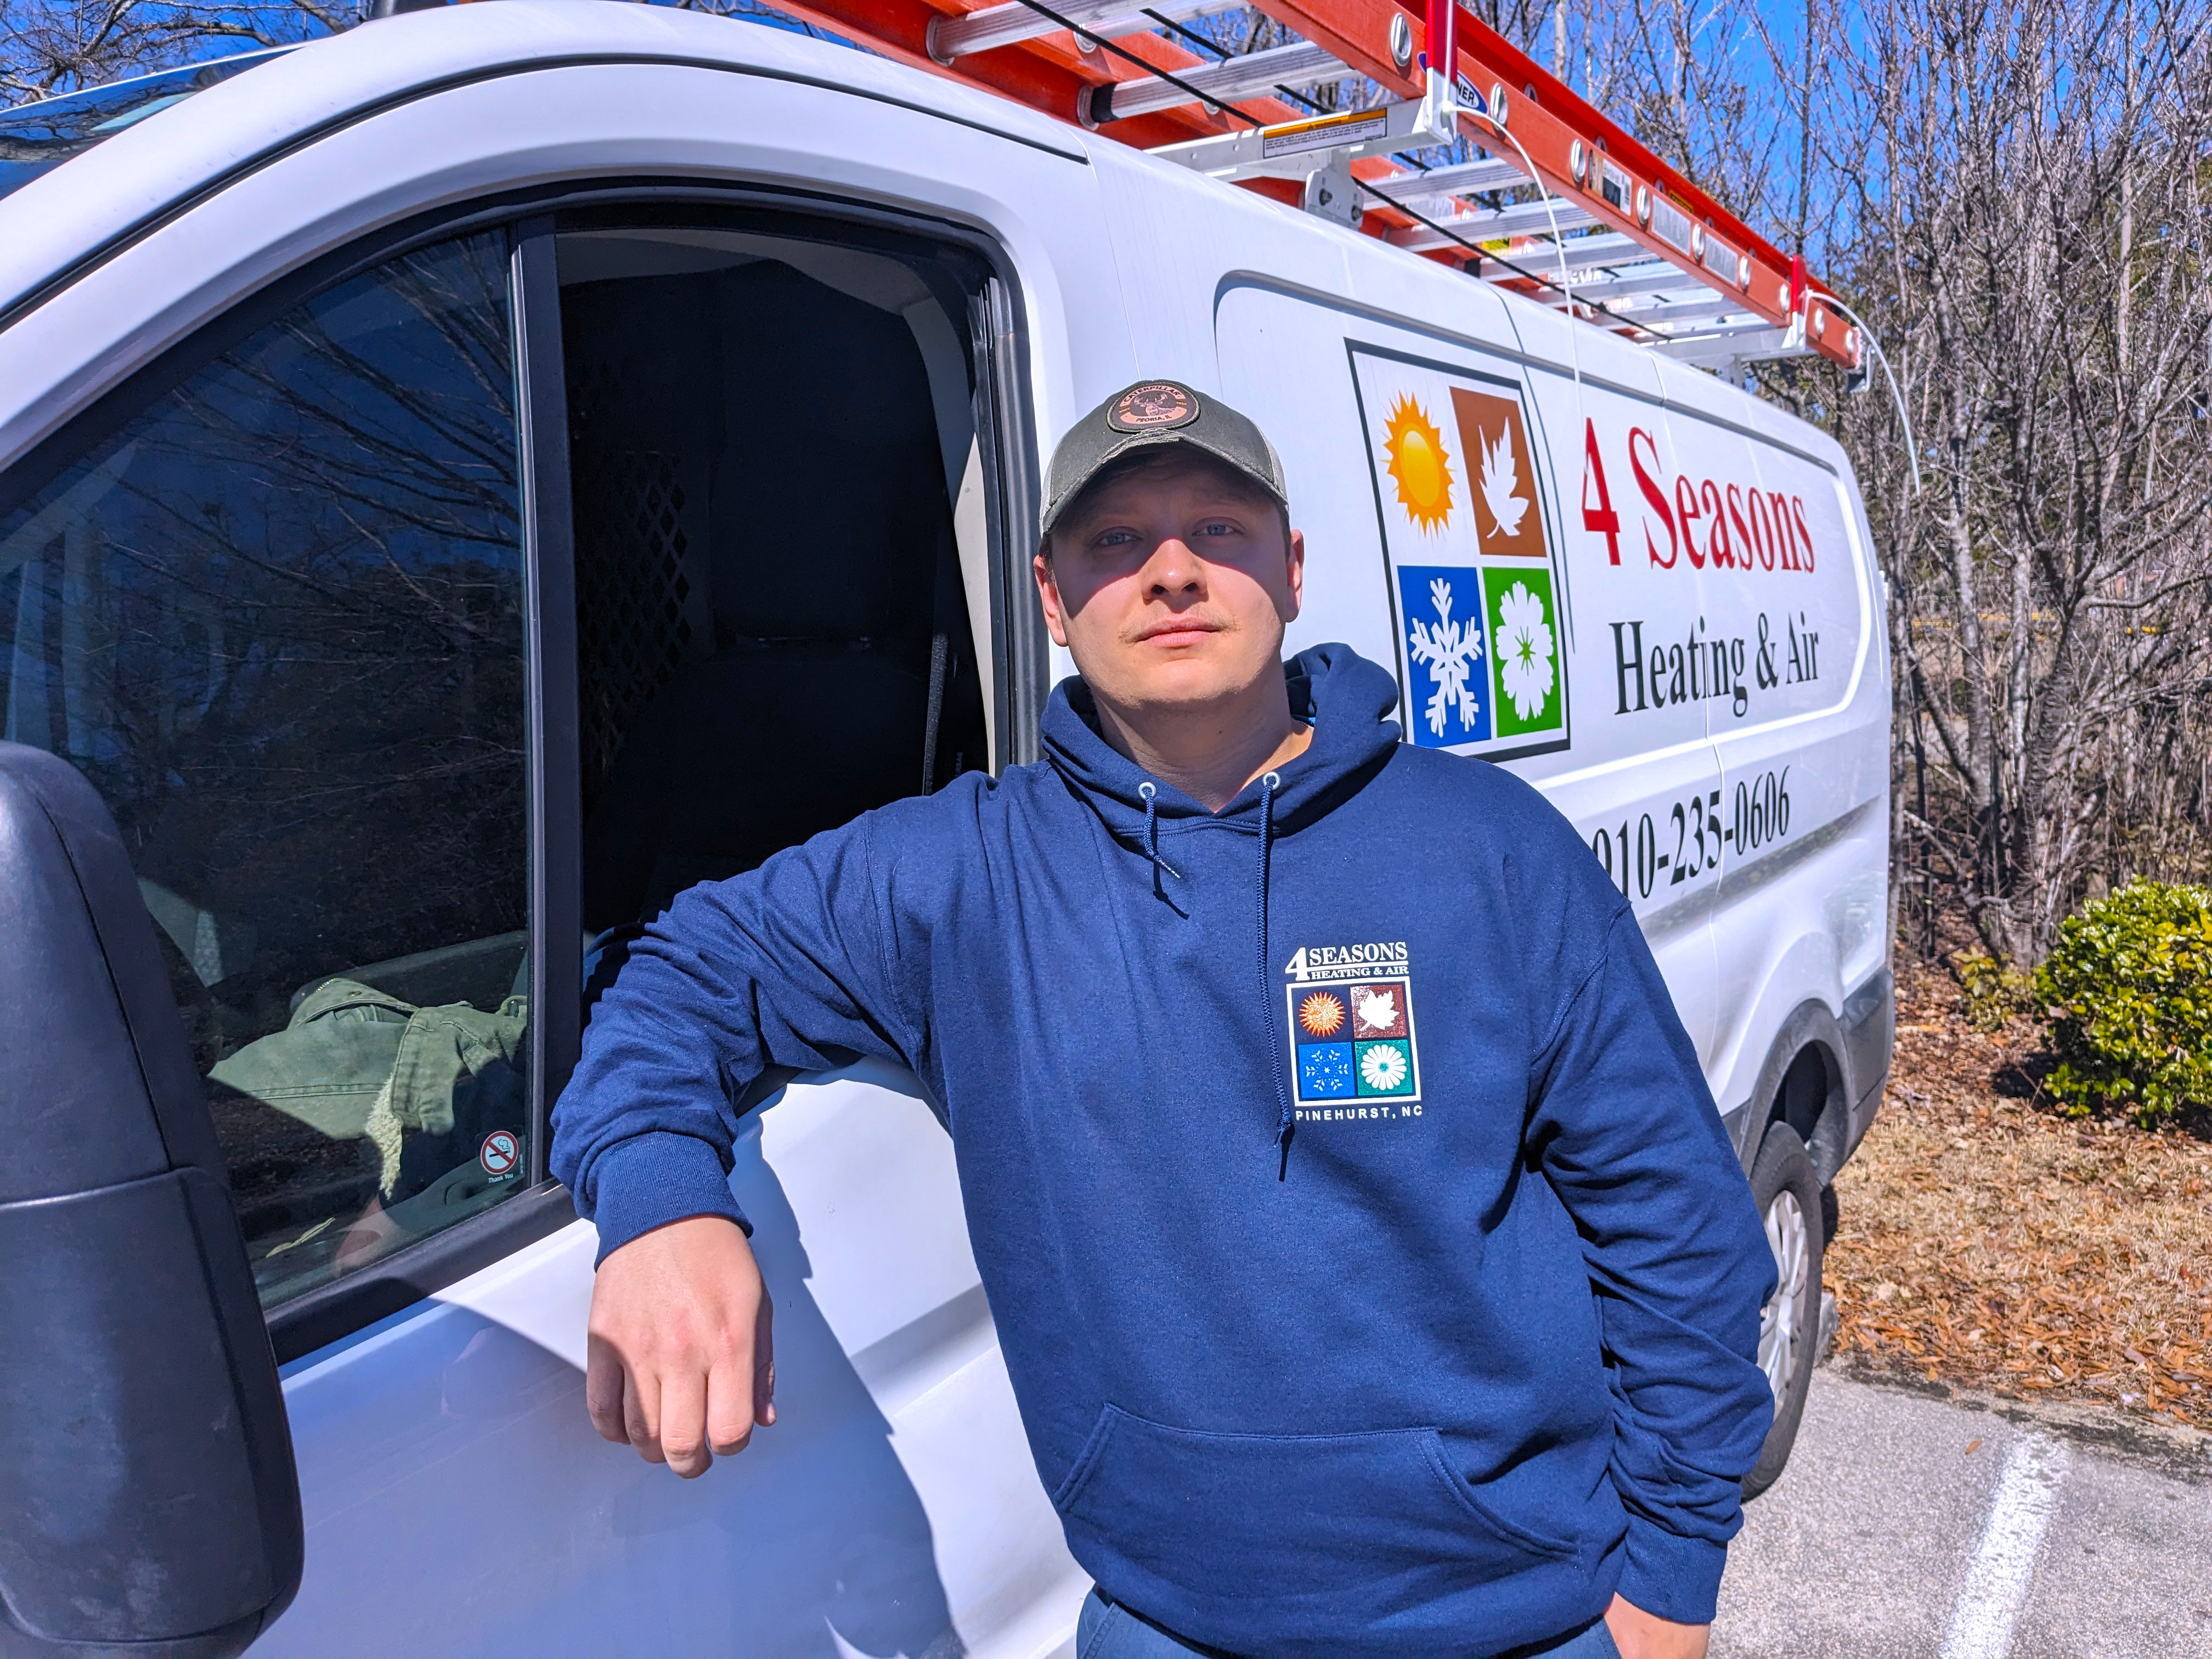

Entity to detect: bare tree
[1821,0,2212,961]
[0,0,352,104]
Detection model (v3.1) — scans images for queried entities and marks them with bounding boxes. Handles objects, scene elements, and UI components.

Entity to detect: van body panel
[263,1070,1084,1659]
[1,33,1113,1657]
[1696,432,1887,1120]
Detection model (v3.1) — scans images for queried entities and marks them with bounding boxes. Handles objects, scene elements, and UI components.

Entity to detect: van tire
[1742,1123,1822,1500]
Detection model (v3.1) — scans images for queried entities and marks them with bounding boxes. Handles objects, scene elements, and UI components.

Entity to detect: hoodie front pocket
[1053,1404,1576,1603]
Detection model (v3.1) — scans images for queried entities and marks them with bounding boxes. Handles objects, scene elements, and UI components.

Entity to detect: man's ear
[1282,527,1306,625]
[1034,550,1072,648]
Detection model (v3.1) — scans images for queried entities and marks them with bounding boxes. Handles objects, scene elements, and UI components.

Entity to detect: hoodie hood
[1039,641,1402,838]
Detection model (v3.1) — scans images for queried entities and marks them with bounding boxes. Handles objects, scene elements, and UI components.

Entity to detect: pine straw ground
[1823,960,2212,1432]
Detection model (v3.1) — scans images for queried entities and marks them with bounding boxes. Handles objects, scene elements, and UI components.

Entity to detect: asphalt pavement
[1712,1364,2212,1659]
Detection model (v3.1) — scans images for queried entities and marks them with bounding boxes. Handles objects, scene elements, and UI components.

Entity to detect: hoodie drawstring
[1136,772,1294,1177]
[1256,771,1294,1180]
[1136,782,1181,898]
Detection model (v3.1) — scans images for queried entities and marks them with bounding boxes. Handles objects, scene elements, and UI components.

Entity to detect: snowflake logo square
[1396,567,1492,749]
[1297,1041,1355,1100]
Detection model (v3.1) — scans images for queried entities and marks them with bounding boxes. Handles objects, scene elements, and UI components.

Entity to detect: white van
[0,6,1889,1655]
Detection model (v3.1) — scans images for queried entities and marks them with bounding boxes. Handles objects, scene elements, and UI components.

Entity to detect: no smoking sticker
[478,1129,521,1179]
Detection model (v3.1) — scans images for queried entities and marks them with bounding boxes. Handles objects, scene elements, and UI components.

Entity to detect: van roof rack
[775,0,1862,374]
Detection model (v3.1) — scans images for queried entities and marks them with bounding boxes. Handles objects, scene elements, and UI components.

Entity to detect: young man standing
[553,381,1775,1659]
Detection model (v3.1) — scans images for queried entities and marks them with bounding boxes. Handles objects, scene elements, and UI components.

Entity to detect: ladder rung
[1386,198,1597,252]
[1362,156,1527,207]
[1092,41,1347,122]
[1506,231,1649,272]
[1151,92,1458,179]
[1654,326,1811,367]
[927,0,1214,63]
[1626,297,1768,329]
[1538,266,1689,306]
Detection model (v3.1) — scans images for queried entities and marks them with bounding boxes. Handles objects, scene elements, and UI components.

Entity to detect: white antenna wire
[1806,293,1921,495]
[1469,104,1575,314]
[1465,100,1583,648]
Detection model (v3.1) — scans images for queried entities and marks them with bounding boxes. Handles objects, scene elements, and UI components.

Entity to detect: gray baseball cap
[1040,379,1288,539]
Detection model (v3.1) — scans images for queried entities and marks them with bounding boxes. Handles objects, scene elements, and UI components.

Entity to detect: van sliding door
[1215,284,1720,1058]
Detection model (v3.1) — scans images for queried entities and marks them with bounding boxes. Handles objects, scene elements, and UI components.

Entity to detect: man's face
[1035,449,1304,719]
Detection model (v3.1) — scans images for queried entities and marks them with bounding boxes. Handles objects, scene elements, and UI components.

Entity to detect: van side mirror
[0,743,302,1657]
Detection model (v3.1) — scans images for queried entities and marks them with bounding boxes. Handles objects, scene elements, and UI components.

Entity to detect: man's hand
[586,1215,775,1479]
[1602,1594,1709,1659]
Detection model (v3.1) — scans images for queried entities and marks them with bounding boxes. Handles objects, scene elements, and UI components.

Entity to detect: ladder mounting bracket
[1149,69,1459,183]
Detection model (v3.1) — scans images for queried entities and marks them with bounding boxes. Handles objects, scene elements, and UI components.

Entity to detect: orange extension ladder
[764,0,1863,374]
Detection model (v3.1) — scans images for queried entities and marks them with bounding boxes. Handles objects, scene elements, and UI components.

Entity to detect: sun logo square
[1382,395,1455,533]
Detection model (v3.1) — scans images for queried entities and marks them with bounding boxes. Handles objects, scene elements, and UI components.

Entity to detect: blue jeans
[1075,1588,1623,1659]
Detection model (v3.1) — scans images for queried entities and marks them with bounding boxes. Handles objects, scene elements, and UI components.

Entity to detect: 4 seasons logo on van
[1575,383,1864,738]
[1351,346,1572,761]
[1579,420,1824,575]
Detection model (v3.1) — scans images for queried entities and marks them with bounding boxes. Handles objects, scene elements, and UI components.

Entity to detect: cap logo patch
[1107,382,1199,432]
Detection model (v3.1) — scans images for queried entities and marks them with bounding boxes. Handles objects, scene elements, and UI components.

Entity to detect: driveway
[1713,1365,2212,1659]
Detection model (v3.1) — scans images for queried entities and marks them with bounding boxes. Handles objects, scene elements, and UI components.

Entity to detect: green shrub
[2034,879,2212,1125]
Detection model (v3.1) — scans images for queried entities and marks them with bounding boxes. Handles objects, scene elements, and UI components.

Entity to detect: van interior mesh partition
[557,221,990,939]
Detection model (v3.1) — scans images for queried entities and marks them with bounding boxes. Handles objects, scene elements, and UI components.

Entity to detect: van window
[554,218,989,962]
[0,231,534,1308]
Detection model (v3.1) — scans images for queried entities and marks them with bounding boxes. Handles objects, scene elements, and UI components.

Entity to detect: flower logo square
[1355,1039,1415,1097]
[1482,566,1562,737]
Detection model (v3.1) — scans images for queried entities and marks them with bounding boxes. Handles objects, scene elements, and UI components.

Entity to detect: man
[552,381,1775,1659]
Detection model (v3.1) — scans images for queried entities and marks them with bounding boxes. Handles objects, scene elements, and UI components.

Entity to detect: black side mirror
[0,744,302,1657]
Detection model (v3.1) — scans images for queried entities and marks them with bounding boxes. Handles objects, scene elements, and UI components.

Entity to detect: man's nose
[1141,537,1204,599]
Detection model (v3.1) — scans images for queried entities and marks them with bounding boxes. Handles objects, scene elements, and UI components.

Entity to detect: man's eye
[1095,528,1138,548]
[1197,521,1239,537]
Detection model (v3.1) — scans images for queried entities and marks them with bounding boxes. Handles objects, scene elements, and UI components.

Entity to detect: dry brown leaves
[1825,959,2212,1432]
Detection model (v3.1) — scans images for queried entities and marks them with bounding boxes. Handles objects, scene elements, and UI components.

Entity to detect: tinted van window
[0,231,533,1307]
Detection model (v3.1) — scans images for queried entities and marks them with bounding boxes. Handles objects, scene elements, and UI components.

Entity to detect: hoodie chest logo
[1284,944,1423,1121]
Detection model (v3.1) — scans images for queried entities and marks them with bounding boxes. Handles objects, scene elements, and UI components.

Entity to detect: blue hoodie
[552,644,1774,1656]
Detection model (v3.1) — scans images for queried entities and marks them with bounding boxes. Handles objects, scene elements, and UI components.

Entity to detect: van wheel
[1742,1124,1822,1499]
